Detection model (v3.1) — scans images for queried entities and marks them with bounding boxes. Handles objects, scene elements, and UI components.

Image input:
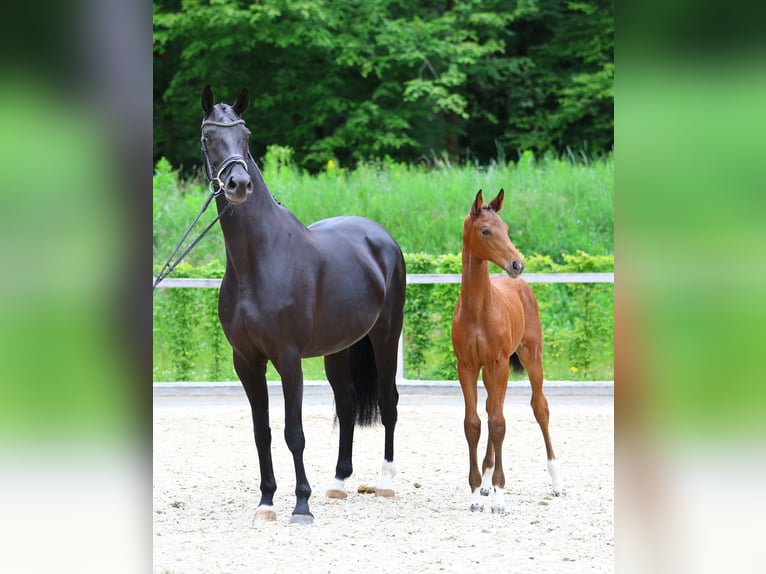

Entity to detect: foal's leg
[234,352,277,521]
[457,361,483,511]
[273,349,314,524]
[324,350,355,499]
[480,395,495,496]
[483,359,510,513]
[517,342,563,496]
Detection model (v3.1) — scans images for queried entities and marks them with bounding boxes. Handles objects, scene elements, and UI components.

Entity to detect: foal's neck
[459,241,494,312]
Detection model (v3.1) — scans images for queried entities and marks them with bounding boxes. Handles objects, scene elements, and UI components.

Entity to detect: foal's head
[200,85,253,205]
[464,189,525,278]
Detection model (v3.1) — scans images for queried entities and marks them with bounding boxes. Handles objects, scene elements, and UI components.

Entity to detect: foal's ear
[471,189,484,219]
[233,88,250,116]
[489,188,505,213]
[202,85,214,117]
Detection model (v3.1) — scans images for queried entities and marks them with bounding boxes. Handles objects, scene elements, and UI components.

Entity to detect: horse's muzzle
[223,172,253,204]
[506,259,524,278]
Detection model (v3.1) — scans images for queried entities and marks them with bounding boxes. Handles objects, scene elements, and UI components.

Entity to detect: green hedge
[153,252,613,382]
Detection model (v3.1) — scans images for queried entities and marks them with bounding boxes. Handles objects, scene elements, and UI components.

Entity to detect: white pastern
[469,488,484,512]
[490,486,506,514]
[548,458,564,496]
[325,477,348,499]
[375,460,397,498]
[253,504,277,522]
[480,467,494,495]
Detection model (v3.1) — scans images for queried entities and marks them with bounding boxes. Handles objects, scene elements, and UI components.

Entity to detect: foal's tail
[349,335,380,426]
[510,352,525,374]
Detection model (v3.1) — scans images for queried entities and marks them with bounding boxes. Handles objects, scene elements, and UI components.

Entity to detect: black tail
[510,352,525,374]
[349,335,380,426]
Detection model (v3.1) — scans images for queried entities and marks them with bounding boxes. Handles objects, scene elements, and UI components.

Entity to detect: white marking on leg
[548,458,564,496]
[325,477,348,499]
[490,486,506,514]
[375,460,396,498]
[253,504,277,522]
[480,467,493,496]
[470,487,484,512]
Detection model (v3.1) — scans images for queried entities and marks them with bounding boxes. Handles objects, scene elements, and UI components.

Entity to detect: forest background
[154,0,613,172]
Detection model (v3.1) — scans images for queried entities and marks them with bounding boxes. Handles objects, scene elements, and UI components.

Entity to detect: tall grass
[153,151,613,267]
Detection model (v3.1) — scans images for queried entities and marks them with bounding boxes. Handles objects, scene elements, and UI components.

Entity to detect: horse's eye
[481,228,491,236]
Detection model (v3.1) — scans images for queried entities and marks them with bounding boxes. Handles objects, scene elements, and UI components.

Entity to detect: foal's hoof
[254,506,277,522]
[470,503,484,513]
[491,505,505,515]
[325,489,348,500]
[375,488,395,499]
[289,513,314,525]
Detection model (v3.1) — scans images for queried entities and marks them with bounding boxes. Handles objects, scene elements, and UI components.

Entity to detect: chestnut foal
[451,189,563,513]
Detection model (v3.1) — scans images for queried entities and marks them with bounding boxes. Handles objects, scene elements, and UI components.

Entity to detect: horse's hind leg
[234,352,277,521]
[324,350,355,499]
[368,309,403,498]
[517,342,564,496]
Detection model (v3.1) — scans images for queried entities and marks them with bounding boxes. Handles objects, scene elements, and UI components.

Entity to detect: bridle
[200,118,250,196]
[152,118,249,290]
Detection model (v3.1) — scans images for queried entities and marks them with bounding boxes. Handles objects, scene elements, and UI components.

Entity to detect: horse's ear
[489,188,505,213]
[471,189,484,219]
[233,88,249,116]
[202,85,214,117]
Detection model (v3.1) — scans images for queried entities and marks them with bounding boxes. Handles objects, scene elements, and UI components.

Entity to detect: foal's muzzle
[506,259,525,278]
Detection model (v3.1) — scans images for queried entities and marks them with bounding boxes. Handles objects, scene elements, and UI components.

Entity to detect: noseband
[201,119,249,196]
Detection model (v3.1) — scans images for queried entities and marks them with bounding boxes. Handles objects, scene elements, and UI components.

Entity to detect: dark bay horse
[200,86,405,524]
[451,189,563,513]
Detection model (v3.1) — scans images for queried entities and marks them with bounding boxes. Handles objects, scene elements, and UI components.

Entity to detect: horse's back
[309,215,405,281]
[309,215,400,249]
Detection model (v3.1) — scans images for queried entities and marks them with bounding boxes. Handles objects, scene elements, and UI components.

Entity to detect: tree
[153,0,613,172]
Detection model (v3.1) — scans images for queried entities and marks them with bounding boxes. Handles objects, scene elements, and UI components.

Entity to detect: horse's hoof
[326,489,348,500]
[553,487,566,497]
[375,488,395,499]
[289,513,314,525]
[470,503,483,513]
[491,505,505,515]
[480,488,490,496]
[254,506,277,522]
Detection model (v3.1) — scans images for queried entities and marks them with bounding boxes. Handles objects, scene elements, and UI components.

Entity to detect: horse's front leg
[457,360,483,511]
[483,359,510,514]
[275,350,313,524]
[234,352,277,521]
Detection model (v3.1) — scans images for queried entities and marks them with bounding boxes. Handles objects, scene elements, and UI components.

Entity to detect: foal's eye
[481,228,491,236]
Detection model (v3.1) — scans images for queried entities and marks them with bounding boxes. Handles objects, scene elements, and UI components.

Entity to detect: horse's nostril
[512,260,524,272]
[227,178,237,189]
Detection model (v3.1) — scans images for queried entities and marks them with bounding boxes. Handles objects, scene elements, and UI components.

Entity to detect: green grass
[153,151,613,266]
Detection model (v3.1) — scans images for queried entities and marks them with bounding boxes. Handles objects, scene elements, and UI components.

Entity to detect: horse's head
[200,85,253,205]
[465,189,525,278]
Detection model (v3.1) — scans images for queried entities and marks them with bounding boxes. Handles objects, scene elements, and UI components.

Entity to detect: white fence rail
[153,273,614,383]
[153,272,613,289]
